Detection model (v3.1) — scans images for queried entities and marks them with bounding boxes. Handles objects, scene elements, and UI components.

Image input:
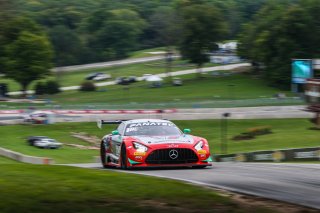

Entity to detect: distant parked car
[142,74,152,80]
[115,76,137,85]
[92,73,111,81]
[172,77,183,86]
[115,77,129,85]
[86,72,102,80]
[127,76,137,83]
[27,136,62,149]
[86,73,111,81]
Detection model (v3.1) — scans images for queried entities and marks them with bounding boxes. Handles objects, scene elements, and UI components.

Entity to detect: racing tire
[120,144,128,170]
[100,141,110,168]
[192,165,207,169]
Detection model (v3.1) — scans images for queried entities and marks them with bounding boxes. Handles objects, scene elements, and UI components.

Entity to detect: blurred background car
[27,136,62,149]
[115,76,137,85]
[86,73,111,81]
[23,110,55,124]
[172,77,183,86]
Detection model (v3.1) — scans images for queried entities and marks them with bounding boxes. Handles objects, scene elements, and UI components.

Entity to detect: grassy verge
[128,47,167,58]
[0,58,216,91]
[45,73,291,105]
[0,123,101,164]
[0,119,319,163]
[176,119,319,155]
[0,162,278,213]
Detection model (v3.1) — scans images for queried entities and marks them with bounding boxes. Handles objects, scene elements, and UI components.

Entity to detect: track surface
[67,162,320,209]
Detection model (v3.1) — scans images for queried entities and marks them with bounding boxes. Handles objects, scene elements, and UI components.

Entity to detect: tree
[149,7,182,78]
[48,25,88,66]
[86,9,146,61]
[4,30,53,95]
[238,0,320,88]
[177,3,227,77]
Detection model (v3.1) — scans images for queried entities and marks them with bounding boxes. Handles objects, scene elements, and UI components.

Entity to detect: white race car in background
[27,136,62,149]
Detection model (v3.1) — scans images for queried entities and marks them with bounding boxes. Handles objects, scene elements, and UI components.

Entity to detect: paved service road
[67,162,320,209]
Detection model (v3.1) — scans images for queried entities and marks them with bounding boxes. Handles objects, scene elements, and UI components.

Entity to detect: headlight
[194,141,204,151]
[133,142,148,152]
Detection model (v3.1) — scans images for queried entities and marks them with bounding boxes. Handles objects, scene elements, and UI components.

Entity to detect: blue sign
[292,59,313,83]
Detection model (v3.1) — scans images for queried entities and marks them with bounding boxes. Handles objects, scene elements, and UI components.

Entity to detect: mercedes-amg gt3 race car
[98,119,212,169]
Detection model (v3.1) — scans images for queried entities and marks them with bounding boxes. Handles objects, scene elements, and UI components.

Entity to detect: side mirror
[112,130,119,135]
[183,129,191,134]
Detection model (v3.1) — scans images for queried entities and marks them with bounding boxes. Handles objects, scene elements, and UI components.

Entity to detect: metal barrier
[0,147,54,164]
[214,147,320,162]
[0,97,305,110]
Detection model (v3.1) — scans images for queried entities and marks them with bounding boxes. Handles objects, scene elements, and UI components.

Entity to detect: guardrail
[0,97,305,110]
[214,147,320,162]
[0,147,54,164]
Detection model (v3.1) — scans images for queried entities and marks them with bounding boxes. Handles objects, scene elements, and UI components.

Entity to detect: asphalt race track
[67,162,320,210]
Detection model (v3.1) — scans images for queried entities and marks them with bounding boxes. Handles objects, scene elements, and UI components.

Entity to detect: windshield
[124,122,182,136]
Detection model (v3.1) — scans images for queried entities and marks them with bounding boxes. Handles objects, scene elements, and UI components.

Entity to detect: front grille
[146,148,198,164]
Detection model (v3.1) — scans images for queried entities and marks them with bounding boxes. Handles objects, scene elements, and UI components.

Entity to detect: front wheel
[120,144,128,170]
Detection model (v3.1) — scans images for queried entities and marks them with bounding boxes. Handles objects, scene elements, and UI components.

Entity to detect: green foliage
[86,8,146,61]
[48,25,89,66]
[34,80,60,95]
[238,0,320,88]
[34,82,46,95]
[80,81,96,91]
[1,16,53,93]
[178,2,227,71]
[3,0,275,67]
[46,80,60,94]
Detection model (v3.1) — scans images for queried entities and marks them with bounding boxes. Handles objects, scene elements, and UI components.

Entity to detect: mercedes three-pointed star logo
[169,149,178,160]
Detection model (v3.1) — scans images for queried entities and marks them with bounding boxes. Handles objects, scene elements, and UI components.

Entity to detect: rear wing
[97,120,127,129]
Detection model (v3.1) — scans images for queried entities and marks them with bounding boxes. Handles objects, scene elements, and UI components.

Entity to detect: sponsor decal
[272,151,284,162]
[129,122,174,127]
[254,153,273,161]
[168,144,179,148]
[134,152,146,156]
[235,154,246,162]
[220,156,235,162]
[135,156,143,160]
[197,150,207,154]
[126,127,138,133]
[294,150,320,159]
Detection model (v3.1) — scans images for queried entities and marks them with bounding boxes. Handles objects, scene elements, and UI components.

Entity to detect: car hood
[130,135,194,145]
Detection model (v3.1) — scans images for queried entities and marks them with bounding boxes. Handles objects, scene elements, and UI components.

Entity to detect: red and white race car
[98,119,212,169]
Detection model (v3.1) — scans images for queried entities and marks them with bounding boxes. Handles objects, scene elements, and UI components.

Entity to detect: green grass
[0,59,213,91]
[0,123,102,164]
[46,73,291,105]
[0,156,19,164]
[0,163,277,213]
[0,119,319,164]
[129,47,167,58]
[176,119,320,155]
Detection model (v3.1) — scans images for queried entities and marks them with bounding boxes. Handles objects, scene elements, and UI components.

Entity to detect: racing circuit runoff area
[1,107,320,211]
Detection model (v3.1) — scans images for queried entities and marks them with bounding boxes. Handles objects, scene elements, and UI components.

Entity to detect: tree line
[1,0,267,66]
[2,0,319,93]
[0,0,266,93]
[238,0,320,88]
